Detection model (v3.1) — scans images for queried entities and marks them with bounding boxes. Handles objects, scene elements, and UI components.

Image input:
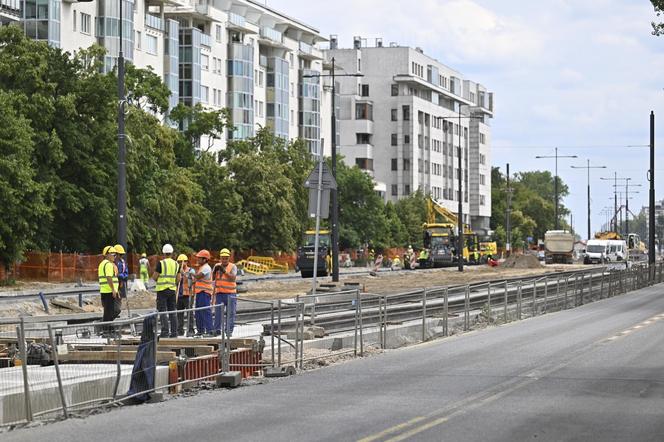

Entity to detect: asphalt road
[6,283,664,442]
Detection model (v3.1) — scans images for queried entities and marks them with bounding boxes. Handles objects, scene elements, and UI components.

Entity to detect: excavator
[422,198,479,267]
[595,231,647,261]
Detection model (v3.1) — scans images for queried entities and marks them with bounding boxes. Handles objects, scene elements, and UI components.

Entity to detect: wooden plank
[72,344,215,356]
[59,350,176,363]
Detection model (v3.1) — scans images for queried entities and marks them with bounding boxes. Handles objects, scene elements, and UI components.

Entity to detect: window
[391,84,399,96]
[391,109,398,121]
[355,103,373,120]
[358,58,361,71]
[404,135,410,144]
[145,34,157,55]
[480,174,486,185]
[73,11,77,31]
[259,71,264,87]
[480,154,486,165]
[360,84,369,97]
[201,86,209,103]
[480,195,486,206]
[402,105,410,121]
[403,159,411,171]
[355,158,373,170]
[290,109,294,125]
[404,185,411,195]
[201,54,209,70]
[391,158,398,171]
[391,134,398,146]
[391,185,398,196]
[480,133,486,144]
[80,12,91,35]
[356,133,372,144]
[135,31,141,50]
[291,82,295,97]
[289,53,294,65]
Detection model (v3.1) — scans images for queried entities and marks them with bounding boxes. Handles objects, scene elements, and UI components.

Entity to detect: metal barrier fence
[1,262,662,427]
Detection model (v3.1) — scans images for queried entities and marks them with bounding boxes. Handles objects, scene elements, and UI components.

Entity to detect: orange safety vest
[214,263,237,294]
[194,265,213,295]
[178,266,192,297]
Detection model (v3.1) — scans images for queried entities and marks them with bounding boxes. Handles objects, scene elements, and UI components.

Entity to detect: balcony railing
[0,0,20,15]
[260,26,282,43]
[200,32,212,48]
[228,12,245,27]
[299,41,312,54]
[144,14,163,31]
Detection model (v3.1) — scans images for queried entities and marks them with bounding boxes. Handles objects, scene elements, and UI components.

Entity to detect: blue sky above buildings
[269,0,664,234]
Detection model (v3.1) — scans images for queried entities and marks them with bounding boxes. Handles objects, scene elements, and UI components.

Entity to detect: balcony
[259,26,287,48]
[0,0,20,15]
[298,41,323,60]
[144,13,163,31]
[200,32,212,48]
[229,12,245,27]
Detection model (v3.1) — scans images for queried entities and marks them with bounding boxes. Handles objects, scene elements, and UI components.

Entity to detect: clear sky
[268,0,664,237]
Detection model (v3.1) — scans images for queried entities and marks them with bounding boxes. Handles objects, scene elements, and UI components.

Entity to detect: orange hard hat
[196,249,211,260]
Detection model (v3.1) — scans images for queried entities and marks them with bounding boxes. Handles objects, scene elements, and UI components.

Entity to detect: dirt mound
[501,254,542,269]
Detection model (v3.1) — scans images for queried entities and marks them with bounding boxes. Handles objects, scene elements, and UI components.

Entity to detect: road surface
[5,283,664,441]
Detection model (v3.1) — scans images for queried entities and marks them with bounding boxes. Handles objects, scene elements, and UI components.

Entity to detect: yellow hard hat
[103,246,117,255]
[114,244,126,254]
[177,254,189,262]
[220,248,231,257]
[141,253,147,258]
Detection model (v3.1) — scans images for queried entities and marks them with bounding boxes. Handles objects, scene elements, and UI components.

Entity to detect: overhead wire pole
[535,148,577,230]
[612,181,641,237]
[601,174,631,233]
[570,160,606,240]
[305,59,363,282]
[117,0,127,250]
[649,111,656,265]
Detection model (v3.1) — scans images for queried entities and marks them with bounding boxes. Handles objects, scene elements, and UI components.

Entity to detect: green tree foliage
[0,91,49,269]
[652,0,664,35]
[394,191,428,248]
[491,167,569,247]
[170,103,231,151]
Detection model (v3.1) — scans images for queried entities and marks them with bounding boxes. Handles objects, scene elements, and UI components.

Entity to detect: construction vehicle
[474,228,498,263]
[595,231,646,261]
[544,230,575,264]
[296,230,332,278]
[422,198,477,267]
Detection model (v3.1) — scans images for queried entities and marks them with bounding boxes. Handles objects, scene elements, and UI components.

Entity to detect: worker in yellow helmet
[212,248,238,336]
[176,254,195,336]
[114,244,128,305]
[98,246,119,337]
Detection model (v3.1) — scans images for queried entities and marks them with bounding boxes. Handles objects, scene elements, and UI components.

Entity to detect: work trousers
[195,292,213,334]
[118,280,127,299]
[156,290,178,337]
[100,293,121,334]
[176,295,194,336]
[140,269,149,284]
[214,293,237,336]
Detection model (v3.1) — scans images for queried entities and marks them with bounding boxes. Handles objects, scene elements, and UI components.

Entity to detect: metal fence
[1,262,662,427]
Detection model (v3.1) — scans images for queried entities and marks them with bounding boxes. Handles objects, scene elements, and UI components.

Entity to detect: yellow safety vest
[98,259,118,294]
[156,258,178,292]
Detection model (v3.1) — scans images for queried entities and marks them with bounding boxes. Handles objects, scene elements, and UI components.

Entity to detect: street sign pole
[311,157,324,296]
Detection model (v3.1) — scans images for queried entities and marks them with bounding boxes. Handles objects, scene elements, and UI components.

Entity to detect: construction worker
[139,253,150,286]
[212,248,238,337]
[193,250,213,336]
[114,244,128,304]
[368,249,375,267]
[98,246,119,336]
[418,248,430,269]
[152,244,179,338]
[176,254,195,336]
[391,256,402,271]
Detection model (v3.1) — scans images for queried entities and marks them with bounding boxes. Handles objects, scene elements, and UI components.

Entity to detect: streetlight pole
[117,0,127,250]
[601,175,631,234]
[304,59,363,282]
[535,148,577,230]
[649,111,656,265]
[571,160,606,240]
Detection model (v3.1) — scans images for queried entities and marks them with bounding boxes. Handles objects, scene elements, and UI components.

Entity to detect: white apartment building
[0,0,330,156]
[328,37,494,229]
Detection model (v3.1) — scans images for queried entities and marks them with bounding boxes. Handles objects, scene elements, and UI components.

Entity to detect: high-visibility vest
[194,265,213,295]
[215,263,237,294]
[178,267,192,297]
[98,259,118,294]
[156,258,178,292]
[139,258,149,273]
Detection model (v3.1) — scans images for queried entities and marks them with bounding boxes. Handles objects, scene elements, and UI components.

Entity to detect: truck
[584,239,609,264]
[544,230,575,264]
[296,230,332,278]
[596,231,644,261]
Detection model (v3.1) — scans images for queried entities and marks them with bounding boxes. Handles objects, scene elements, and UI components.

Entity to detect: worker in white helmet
[152,244,180,338]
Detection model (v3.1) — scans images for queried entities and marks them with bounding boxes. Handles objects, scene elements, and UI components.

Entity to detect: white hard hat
[162,243,174,254]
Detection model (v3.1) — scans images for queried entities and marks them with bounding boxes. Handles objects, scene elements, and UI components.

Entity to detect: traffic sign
[304,162,337,190]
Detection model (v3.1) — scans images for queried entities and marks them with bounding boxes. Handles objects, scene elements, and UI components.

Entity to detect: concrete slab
[0,364,169,425]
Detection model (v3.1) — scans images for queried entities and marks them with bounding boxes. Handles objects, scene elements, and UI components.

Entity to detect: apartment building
[328,37,494,229]
[0,0,330,155]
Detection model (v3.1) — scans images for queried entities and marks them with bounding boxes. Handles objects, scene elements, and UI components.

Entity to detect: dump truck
[296,230,332,278]
[544,230,575,264]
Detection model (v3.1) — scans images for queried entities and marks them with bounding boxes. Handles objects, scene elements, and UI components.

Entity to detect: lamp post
[303,58,363,282]
[649,111,655,265]
[570,160,606,240]
[117,0,127,250]
[535,148,577,230]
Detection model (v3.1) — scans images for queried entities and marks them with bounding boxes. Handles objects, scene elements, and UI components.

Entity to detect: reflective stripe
[215,263,237,294]
[98,260,118,294]
[195,265,213,295]
[156,258,178,292]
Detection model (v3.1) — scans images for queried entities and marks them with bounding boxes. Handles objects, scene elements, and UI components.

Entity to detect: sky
[268,0,664,237]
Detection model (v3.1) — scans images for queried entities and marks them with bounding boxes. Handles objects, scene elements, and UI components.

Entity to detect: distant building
[327,36,494,229]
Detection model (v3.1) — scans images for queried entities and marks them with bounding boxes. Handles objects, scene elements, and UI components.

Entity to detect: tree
[652,0,664,35]
[394,191,428,248]
[0,91,48,271]
[170,103,231,151]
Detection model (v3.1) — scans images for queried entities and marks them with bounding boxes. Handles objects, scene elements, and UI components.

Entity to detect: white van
[607,240,627,262]
[584,239,609,264]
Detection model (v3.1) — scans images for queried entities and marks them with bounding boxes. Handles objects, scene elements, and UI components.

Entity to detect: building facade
[328,37,494,229]
[1,0,330,155]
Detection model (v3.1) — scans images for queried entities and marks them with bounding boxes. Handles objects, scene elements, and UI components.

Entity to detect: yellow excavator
[423,198,472,266]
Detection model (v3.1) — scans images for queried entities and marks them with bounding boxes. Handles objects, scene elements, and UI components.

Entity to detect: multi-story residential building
[1,0,330,156]
[328,36,494,229]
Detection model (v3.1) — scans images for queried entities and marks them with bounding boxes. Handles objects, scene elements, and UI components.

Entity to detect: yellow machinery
[423,198,477,266]
[296,230,332,278]
[595,231,647,260]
